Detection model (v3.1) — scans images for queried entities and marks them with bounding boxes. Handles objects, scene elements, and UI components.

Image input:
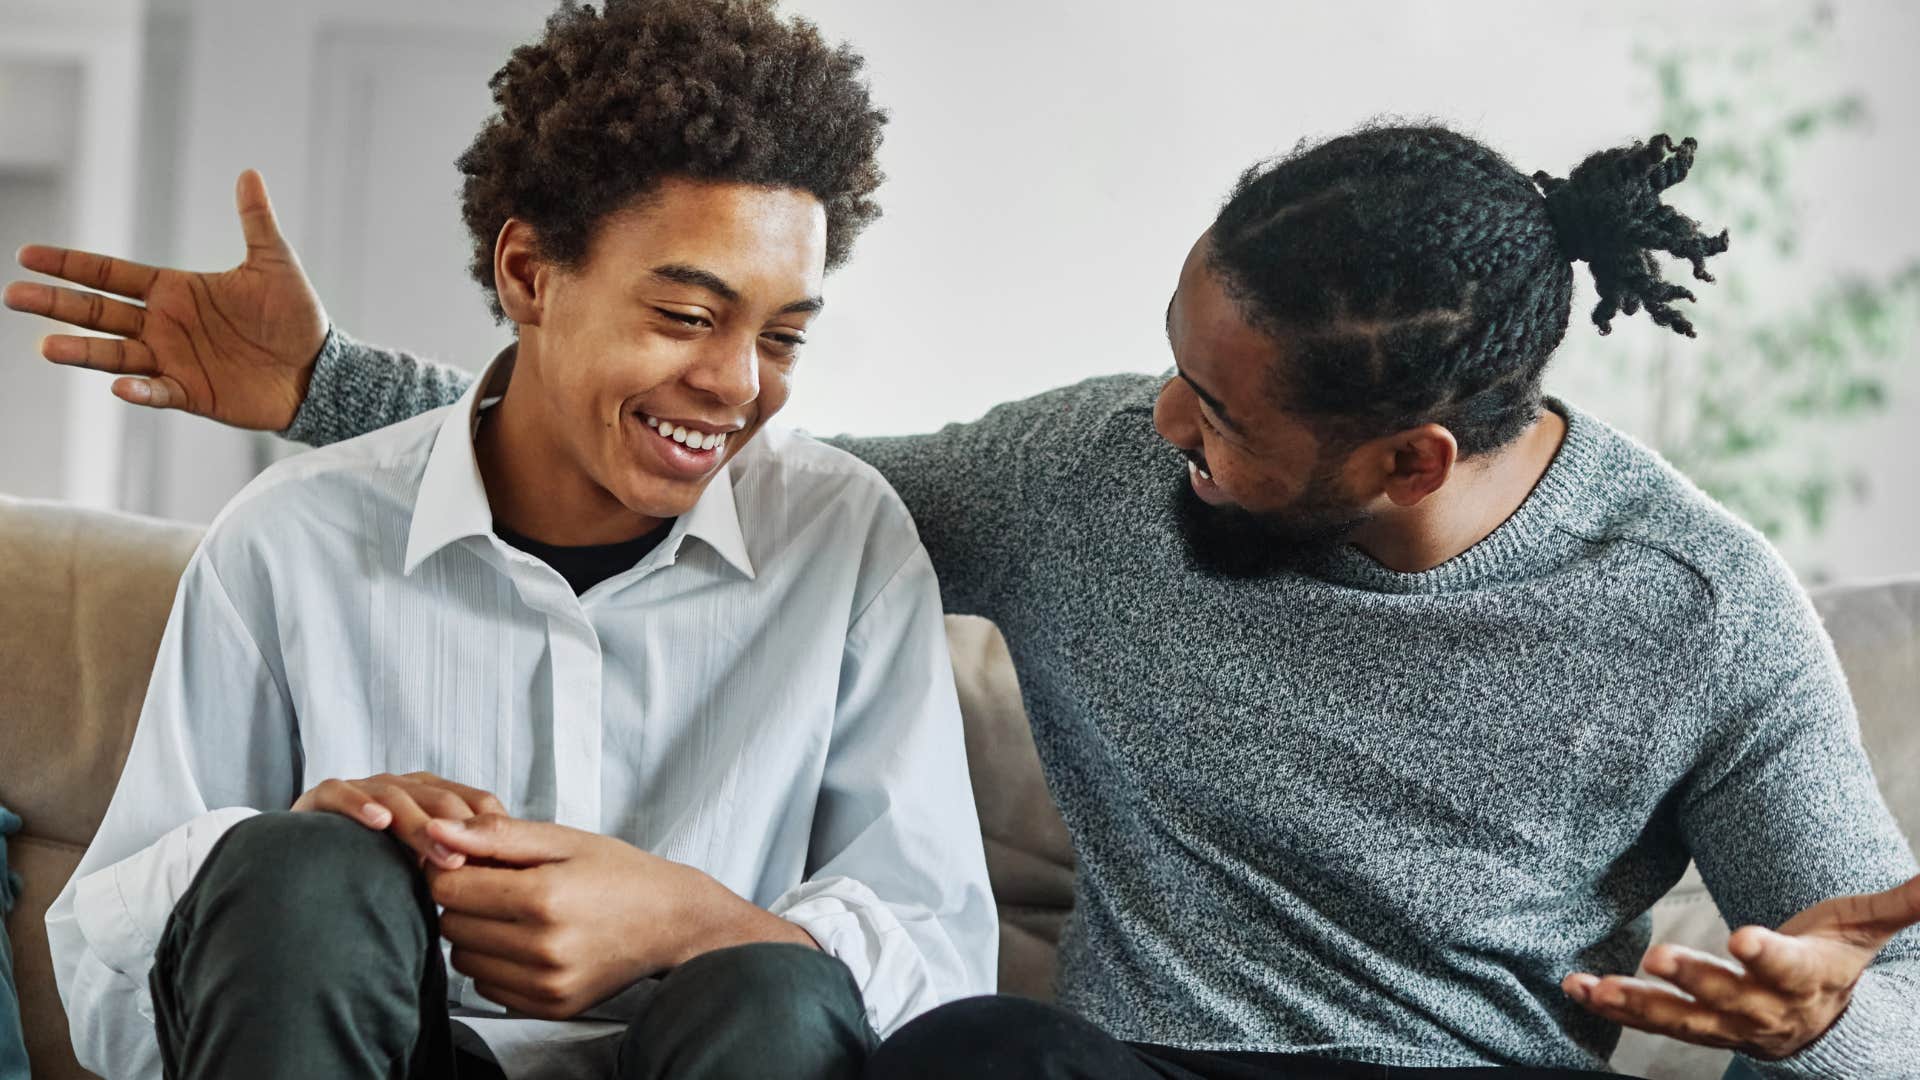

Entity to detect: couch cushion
[1812,577,1920,841]
[0,496,203,849]
[948,615,1076,999]
[0,496,203,1080]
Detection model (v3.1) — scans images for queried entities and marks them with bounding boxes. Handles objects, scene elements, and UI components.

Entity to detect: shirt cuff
[769,875,940,1036]
[1749,969,1919,1078]
[73,869,147,977]
[73,807,260,976]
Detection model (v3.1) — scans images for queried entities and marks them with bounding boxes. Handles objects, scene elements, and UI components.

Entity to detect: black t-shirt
[493,520,673,596]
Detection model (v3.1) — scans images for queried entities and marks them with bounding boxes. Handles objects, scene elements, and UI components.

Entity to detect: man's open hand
[423,815,815,1020]
[3,169,326,430]
[1563,873,1920,1060]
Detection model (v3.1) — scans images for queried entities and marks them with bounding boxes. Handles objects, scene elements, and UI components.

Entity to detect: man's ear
[1372,423,1458,508]
[493,219,546,326]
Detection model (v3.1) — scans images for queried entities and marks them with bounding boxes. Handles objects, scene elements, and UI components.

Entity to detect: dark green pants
[866,997,1626,1079]
[150,812,877,1079]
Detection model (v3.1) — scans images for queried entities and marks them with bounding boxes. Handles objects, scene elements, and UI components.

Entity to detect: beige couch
[1,494,1914,1079]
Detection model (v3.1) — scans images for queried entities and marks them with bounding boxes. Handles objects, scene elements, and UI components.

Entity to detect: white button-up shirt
[47,358,997,1079]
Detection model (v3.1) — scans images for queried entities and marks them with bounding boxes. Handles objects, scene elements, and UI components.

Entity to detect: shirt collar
[403,352,504,575]
[403,346,756,581]
[669,459,755,579]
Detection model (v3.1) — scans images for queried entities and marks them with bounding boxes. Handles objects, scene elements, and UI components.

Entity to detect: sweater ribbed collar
[1308,398,1612,595]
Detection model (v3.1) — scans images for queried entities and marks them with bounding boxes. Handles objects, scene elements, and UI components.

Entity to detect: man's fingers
[41,334,157,376]
[14,244,161,300]
[427,813,572,867]
[1644,944,1752,1010]
[439,911,555,967]
[234,170,293,262]
[1730,926,1828,994]
[430,865,547,921]
[1568,974,1745,1049]
[4,281,145,338]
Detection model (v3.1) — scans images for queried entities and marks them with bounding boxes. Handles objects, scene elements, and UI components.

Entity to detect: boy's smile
[636,411,735,479]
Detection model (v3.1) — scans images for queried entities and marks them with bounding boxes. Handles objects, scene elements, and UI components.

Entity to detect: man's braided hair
[457,0,888,321]
[1209,124,1730,457]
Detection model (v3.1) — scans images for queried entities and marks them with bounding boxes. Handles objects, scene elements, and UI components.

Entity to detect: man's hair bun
[1532,134,1731,338]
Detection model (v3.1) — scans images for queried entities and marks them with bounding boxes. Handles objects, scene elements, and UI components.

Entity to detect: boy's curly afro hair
[457,0,888,320]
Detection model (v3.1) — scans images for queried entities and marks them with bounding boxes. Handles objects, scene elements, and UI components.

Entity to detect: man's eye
[659,309,709,327]
[1197,408,1219,434]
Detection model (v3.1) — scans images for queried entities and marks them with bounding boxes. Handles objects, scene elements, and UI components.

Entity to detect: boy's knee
[677,943,860,1011]
[151,813,444,1066]
[213,810,409,876]
[184,811,424,941]
[866,995,1112,1079]
[620,944,872,1079]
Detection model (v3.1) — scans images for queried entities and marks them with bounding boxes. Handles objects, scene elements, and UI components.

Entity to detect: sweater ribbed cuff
[280,325,353,446]
[1750,969,1919,1079]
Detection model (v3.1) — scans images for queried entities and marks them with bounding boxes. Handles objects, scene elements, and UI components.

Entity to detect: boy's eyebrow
[652,264,738,302]
[651,264,824,316]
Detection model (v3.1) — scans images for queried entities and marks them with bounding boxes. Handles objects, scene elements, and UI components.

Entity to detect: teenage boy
[37,3,995,1078]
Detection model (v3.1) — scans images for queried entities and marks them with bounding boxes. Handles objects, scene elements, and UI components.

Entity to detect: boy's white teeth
[642,414,726,452]
[1189,460,1212,482]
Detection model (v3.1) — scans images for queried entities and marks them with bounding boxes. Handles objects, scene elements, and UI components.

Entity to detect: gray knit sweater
[285,331,1918,1076]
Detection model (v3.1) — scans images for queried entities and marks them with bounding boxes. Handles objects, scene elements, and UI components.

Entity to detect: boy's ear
[494,219,544,326]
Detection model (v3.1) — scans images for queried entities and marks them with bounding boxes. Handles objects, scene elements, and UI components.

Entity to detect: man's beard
[1172,464,1372,579]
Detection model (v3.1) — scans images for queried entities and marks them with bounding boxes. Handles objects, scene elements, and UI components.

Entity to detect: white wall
[0,0,146,510]
[7,0,1918,577]
[0,171,70,501]
[0,58,78,500]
